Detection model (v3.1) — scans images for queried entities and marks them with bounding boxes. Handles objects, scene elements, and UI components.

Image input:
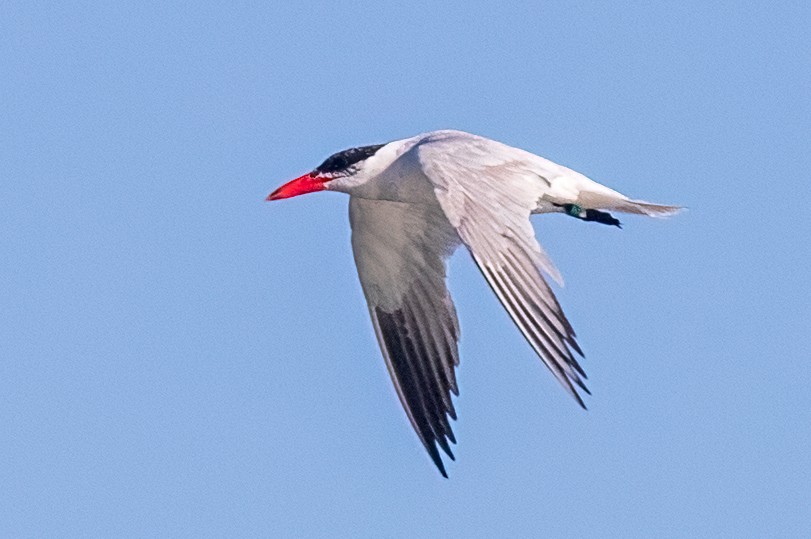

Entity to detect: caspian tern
[267,130,680,477]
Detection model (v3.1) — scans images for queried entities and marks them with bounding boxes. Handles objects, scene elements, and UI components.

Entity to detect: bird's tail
[611,198,683,217]
[550,169,684,218]
[574,184,682,217]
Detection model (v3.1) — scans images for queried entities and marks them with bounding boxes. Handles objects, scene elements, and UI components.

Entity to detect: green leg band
[567,204,583,217]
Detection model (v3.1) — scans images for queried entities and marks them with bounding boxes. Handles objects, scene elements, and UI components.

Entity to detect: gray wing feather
[350,197,461,476]
[413,133,589,406]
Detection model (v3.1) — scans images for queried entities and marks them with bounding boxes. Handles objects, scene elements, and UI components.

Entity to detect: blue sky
[1,1,809,537]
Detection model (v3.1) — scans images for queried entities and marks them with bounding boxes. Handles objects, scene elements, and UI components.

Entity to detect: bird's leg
[564,203,585,218]
[554,203,622,228]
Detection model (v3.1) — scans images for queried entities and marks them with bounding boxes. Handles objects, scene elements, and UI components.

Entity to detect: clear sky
[2,1,809,537]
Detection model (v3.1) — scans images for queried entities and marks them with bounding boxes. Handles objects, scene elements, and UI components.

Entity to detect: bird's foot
[555,203,622,228]
[584,209,622,228]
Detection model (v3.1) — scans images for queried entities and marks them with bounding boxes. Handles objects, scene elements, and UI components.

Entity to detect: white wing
[349,196,462,477]
[411,131,590,407]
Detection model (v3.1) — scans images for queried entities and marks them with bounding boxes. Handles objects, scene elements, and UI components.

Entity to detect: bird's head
[267,143,387,201]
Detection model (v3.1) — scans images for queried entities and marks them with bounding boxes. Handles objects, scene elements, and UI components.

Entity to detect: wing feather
[412,132,589,406]
[350,197,461,476]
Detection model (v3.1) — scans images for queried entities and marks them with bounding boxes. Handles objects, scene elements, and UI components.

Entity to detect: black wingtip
[424,439,450,478]
[568,338,585,358]
[434,457,449,478]
[572,390,588,411]
[437,437,455,460]
[574,377,591,396]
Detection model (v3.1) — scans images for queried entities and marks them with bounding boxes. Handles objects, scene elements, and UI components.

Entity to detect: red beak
[266,173,327,201]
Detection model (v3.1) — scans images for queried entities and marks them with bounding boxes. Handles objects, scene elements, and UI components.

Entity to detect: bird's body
[268,130,680,476]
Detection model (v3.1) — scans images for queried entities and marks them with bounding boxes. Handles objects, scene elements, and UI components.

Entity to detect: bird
[267,129,680,477]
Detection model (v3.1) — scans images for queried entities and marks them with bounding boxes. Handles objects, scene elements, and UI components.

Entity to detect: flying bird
[267,130,680,477]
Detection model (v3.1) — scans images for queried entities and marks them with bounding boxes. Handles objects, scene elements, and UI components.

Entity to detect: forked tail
[612,199,683,217]
[571,181,682,217]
